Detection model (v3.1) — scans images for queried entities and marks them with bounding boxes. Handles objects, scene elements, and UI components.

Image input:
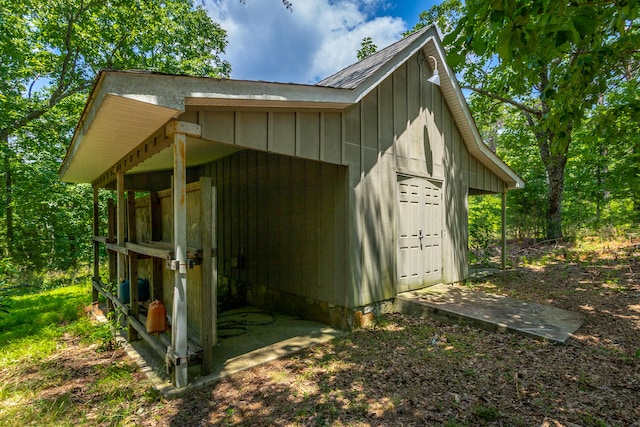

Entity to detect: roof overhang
[59,71,353,184]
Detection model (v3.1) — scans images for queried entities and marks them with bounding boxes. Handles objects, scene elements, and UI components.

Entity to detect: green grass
[0,283,92,364]
[0,277,158,426]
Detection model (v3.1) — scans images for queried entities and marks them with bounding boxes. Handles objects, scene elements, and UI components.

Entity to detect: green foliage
[468,195,499,265]
[417,0,640,239]
[407,0,462,36]
[0,0,231,274]
[357,37,377,61]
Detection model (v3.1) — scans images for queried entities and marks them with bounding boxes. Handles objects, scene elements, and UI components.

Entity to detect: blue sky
[205,0,438,84]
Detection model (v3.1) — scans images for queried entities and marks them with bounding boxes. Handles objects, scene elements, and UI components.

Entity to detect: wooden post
[200,177,215,375]
[106,198,116,313]
[150,191,164,302]
[127,190,139,341]
[116,172,126,294]
[92,187,100,303]
[501,189,507,270]
[166,119,201,388]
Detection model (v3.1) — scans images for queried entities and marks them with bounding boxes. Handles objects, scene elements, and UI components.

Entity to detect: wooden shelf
[94,237,206,260]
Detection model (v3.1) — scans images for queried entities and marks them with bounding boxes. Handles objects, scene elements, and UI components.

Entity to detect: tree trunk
[536,129,569,240]
[545,154,567,239]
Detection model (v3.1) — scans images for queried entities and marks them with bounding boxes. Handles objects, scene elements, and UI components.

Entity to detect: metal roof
[316,28,427,89]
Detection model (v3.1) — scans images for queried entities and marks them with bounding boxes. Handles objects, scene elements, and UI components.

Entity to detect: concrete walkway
[396,283,585,344]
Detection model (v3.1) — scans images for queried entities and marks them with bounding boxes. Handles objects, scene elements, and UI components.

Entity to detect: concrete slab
[121,307,345,398]
[396,283,585,344]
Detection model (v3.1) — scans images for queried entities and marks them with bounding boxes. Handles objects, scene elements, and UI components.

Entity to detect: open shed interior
[91,148,350,385]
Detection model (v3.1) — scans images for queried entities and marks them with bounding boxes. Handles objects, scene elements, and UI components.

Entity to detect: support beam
[501,189,507,270]
[93,127,168,189]
[92,187,100,303]
[93,120,202,189]
[127,190,139,341]
[165,120,201,139]
[150,191,164,302]
[107,199,116,314]
[117,172,126,294]
[199,177,215,375]
[171,128,189,388]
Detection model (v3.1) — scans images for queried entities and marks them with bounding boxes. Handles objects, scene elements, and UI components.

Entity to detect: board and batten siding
[198,110,343,165]
[184,55,505,311]
[343,54,505,307]
[199,150,350,311]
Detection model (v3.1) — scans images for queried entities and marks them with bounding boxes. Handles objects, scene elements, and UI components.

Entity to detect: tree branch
[461,85,543,117]
[0,80,93,142]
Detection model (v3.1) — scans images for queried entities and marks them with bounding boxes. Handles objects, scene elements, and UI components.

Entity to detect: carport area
[61,70,352,389]
[112,306,344,398]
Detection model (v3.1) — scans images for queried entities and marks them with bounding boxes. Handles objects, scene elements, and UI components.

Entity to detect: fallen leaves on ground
[2,236,639,426]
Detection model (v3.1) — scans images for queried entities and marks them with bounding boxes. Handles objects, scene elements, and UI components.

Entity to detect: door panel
[397,176,442,292]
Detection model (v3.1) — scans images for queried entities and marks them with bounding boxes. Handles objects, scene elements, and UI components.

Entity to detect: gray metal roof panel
[316,28,428,89]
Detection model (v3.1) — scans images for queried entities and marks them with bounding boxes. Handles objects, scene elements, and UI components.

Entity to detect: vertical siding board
[266,154,280,288]
[290,158,306,297]
[267,112,274,153]
[453,127,462,171]
[223,156,232,278]
[317,163,336,302]
[272,112,296,156]
[215,161,224,283]
[443,105,453,170]
[255,152,268,288]
[334,166,348,306]
[277,156,292,292]
[485,163,491,191]
[237,151,249,283]
[345,105,361,148]
[246,151,258,287]
[362,91,378,150]
[344,103,362,309]
[299,112,320,160]
[407,56,421,160]
[202,111,235,144]
[304,161,320,301]
[360,167,381,305]
[469,157,477,189]
[458,127,470,173]
[432,84,444,168]
[237,112,268,150]
[394,64,408,160]
[378,77,394,153]
[321,112,342,164]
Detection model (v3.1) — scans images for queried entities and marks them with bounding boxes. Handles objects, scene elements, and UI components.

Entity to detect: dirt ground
[18,237,640,426]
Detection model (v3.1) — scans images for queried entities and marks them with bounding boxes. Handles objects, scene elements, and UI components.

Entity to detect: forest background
[0,0,638,289]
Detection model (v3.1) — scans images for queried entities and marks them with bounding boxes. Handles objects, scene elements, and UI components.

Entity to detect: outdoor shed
[60,25,523,388]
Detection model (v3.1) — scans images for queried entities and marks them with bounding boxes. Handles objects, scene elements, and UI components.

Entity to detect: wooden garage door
[397,175,442,292]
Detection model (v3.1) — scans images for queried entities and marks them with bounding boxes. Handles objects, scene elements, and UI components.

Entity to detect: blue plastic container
[119,278,150,303]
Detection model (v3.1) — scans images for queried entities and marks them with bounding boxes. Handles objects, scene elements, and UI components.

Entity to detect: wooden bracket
[165,120,201,138]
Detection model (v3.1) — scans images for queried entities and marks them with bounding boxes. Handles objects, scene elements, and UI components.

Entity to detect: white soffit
[61,94,179,183]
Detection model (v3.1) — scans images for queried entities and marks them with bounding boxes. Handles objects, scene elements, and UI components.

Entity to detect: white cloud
[205,0,407,84]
